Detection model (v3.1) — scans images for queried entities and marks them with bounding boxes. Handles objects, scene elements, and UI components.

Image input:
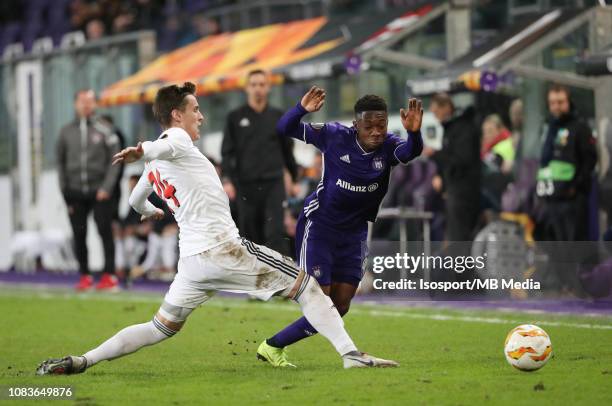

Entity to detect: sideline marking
[2,285,612,331]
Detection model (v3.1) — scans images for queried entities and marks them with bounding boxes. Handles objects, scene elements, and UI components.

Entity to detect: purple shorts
[295,213,367,287]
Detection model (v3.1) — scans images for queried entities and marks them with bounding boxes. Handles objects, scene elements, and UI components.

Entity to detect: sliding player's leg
[284,263,397,368]
[36,260,212,375]
[259,218,364,363]
[261,215,330,347]
[235,236,396,368]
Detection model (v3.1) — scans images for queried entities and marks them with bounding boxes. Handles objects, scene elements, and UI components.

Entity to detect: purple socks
[267,317,318,348]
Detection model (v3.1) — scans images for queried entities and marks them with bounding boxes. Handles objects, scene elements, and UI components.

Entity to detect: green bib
[537,160,575,182]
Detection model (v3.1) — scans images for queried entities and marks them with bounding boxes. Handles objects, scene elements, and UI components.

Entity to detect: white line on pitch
[2,286,612,331]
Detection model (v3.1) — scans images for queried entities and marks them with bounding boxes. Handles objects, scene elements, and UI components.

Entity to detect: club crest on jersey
[372,156,385,171]
[311,265,322,278]
[239,117,250,127]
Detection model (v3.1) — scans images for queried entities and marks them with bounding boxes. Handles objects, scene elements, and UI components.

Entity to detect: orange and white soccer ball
[504,324,552,371]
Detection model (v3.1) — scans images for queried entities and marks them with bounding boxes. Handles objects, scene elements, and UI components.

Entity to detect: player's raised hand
[140,208,164,222]
[300,86,326,113]
[400,98,423,133]
[113,142,144,165]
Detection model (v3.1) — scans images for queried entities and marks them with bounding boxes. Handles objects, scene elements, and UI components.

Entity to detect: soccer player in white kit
[36,82,397,374]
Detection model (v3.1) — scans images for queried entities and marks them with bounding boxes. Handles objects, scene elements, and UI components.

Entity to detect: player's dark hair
[153,82,196,128]
[354,95,387,115]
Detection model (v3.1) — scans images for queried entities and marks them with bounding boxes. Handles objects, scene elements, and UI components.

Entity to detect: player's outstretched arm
[113,137,178,165]
[400,98,423,133]
[300,86,326,113]
[276,86,330,149]
[394,98,424,164]
[113,142,144,165]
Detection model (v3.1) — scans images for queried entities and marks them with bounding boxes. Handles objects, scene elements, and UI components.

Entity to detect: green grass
[1,287,612,405]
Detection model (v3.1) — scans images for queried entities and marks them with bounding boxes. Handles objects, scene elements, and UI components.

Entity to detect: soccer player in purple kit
[257,86,423,367]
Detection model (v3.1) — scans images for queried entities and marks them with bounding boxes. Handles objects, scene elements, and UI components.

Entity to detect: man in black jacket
[221,70,297,255]
[428,93,481,241]
[57,89,121,291]
[537,84,597,241]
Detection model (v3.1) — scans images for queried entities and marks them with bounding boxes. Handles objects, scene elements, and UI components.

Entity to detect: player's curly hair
[354,95,387,115]
[153,82,197,128]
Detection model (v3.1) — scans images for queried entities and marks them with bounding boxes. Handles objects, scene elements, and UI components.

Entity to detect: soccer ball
[504,324,552,371]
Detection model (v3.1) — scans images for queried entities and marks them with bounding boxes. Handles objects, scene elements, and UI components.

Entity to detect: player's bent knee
[335,303,351,317]
[154,313,184,336]
[293,274,323,300]
[153,301,195,336]
[296,277,335,306]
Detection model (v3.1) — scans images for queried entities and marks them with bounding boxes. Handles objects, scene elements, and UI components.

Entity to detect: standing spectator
[56,89,121,291]
[221,70,297,255]
[428,93,481,241]
[85,18,106,41]
[481,114,512,166]
[480,114,514,212]
[537,84,597,241]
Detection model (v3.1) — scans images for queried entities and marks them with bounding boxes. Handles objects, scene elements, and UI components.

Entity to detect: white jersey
[129,127,239,257]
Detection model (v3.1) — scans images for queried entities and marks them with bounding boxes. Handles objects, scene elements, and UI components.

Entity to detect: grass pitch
[1,287,611,405]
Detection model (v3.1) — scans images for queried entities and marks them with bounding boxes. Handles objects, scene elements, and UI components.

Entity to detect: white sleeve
[141,139,175,161]
[128,170,158,217]
[142,129,192,161]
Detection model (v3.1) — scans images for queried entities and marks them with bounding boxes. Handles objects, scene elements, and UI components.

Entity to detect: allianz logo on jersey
[336,179,379,192]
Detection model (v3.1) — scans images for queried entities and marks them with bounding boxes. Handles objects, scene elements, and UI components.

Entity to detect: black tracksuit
[537,110,597,293]
[221,104,297,255]
[538,111,597,241]
[432,107,482,241]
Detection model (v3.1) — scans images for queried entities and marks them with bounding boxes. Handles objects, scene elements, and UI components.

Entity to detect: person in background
[537,84,597,241]
[428,93,481,242]
[56,89,121,291]
[480,114,515,213]
[85,18,106,41]
[481,114,513,172]
[221,70,298,255]
[536,84,597,295]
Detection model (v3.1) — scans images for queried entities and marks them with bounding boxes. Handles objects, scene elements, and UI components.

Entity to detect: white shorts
[164,237,310,309]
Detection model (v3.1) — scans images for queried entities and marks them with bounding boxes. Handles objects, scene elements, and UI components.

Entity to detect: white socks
[295,277,358,356]
[81,277,358,369]
[83,318,172,367]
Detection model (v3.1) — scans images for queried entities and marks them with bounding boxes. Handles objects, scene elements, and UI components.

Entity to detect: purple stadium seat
[25,0,51,22]
[183,0,209,13]
[0,22,22,53]
[21,21,42,52]
[48,0,70,25]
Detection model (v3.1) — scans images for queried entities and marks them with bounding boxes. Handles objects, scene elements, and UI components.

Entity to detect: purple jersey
[277,103,423,231]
